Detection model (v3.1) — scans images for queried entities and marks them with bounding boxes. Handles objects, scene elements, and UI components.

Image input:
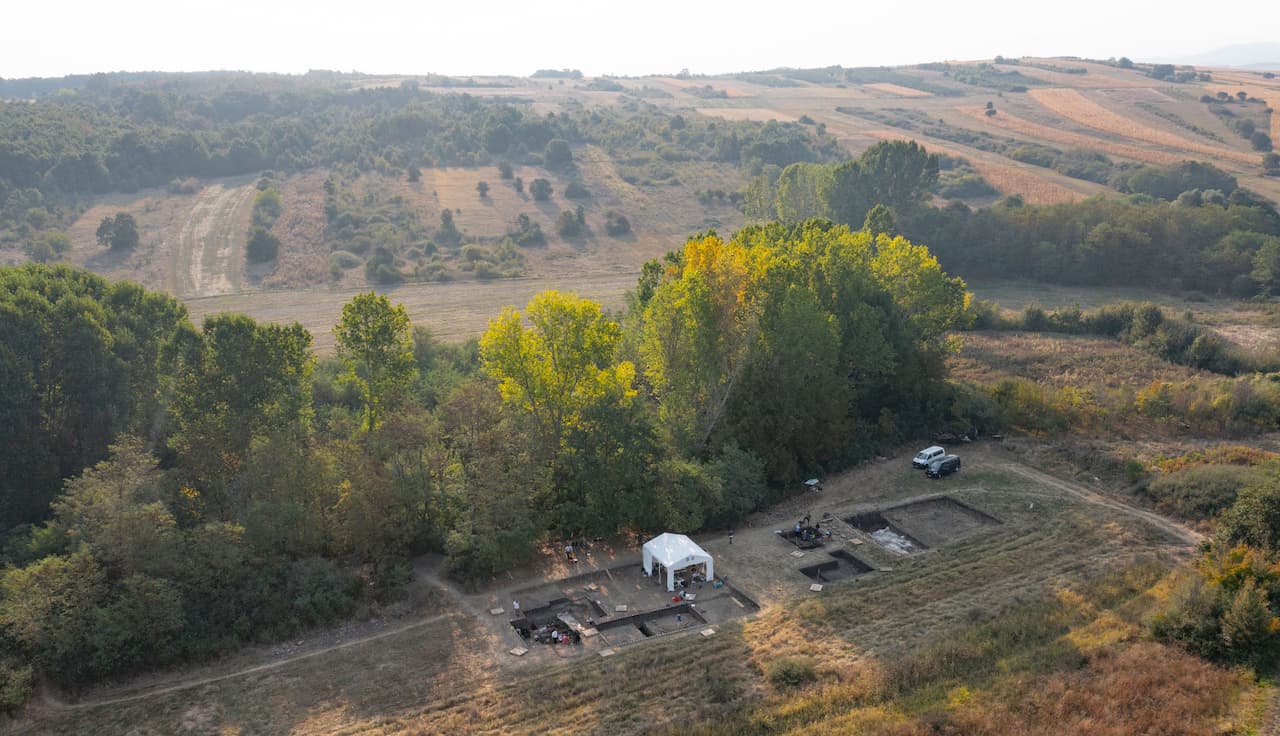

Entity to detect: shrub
[530,178,552,201]
[364,246,403,283]
[246,226,280,263]
[498,161,513,179]
[555,210,582,238]
[766,656,817,689]
[167,177,201,194]
[251,187,283,228]
[329,250,362,269]
[563,180,589,199]
[1142,465,1257,521]
[604,210,630,236]
[508,213,546,246]
[544,139,573,170]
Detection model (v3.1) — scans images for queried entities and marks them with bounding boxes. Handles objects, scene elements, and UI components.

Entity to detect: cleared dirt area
[15,443,1202,735]
[66,176,257,298]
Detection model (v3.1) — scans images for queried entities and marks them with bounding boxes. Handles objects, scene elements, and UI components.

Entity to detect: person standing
[564,542,574,561]
[728,529,734,545]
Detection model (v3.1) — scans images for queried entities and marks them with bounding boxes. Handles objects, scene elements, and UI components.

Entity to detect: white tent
[642,532,714,592]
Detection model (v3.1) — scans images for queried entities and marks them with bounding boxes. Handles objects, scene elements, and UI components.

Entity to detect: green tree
[95,213,140,251]
[775,162,833,222]
[246,226,279,263]
[170,314,314,516]
[334,292,417,436]
[544,139,573,170]
[437,209,461,245]
[1216,474,1280,552]
[530,178,552,201]
[476,180,490,198]
[556,210,581,237]
[863,204,895,236]
[0,550,106,684]
[479,290,632,453]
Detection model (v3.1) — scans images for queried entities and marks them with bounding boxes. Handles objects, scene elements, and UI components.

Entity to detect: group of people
[791,514,832,546]
[515,620,582,645]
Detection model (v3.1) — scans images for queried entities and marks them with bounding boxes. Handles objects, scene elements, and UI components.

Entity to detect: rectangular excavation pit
[880,497,1002,548]
[845,510,928,554]
[595,602,707,645]
[510,597,608,641]
[799,549,874,583]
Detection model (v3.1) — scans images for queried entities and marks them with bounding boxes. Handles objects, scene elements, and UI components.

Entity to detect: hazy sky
[5,0,1278,78]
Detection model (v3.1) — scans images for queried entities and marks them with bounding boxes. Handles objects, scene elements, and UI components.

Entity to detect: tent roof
[643,532,711,567]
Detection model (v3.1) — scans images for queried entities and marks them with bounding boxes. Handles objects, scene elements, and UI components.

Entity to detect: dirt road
[171,181,256,298]
[1001,463,1203,546]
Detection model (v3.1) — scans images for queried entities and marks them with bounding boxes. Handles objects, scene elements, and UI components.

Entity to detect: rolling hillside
[7,57,1280,345]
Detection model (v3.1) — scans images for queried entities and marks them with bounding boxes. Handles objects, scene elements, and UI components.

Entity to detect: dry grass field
[16,444,1252,736]
[863,82,933,98]
[949,331,1209,390]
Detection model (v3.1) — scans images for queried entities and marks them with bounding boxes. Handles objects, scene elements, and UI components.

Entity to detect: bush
[1141,465,1258,521]
[530,178,552,201]
[563,180,589,199]
[544,139,573,170]
[329,250,362,269]
[246,226,280,263]
[251,187,283,228]
[555,210,582,238]
[604,210,630,236]
[766,656,817,688]
[167,177,201,194]
[0,658,32,713]
[508,213,546,246]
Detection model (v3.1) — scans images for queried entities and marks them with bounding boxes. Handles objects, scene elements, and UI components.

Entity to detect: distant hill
[1147,42,1280,69]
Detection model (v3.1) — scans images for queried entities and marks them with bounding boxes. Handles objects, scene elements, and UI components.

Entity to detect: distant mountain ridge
[1146,42,1280,69]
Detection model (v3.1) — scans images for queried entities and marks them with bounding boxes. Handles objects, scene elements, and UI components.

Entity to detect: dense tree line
[0,218,966,703]
[747,141,1280,295]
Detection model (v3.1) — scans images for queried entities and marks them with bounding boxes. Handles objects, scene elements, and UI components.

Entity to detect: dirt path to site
[171,180,255,298]
[1000,463,1203,546]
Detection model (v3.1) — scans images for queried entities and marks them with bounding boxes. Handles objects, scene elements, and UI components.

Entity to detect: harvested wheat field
[863,82,932,97]
[955,106,1184,165]
[1029,88,1258,165]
